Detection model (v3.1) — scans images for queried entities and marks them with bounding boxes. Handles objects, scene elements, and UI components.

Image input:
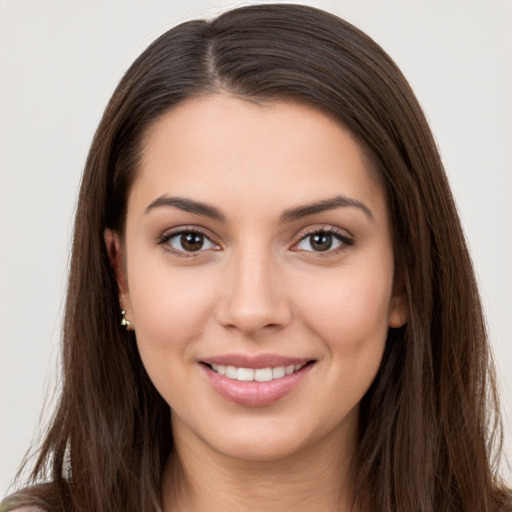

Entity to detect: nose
[215,247,292,336]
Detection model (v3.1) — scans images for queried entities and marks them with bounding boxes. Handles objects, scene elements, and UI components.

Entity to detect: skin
[106,95,408,511]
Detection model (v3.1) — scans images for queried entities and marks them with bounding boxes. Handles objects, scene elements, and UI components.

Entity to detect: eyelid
[155,224,353,257]
[156,225,221,256]
[290,226,354,254]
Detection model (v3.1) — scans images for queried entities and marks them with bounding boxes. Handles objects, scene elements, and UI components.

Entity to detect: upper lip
[201,353,312,369]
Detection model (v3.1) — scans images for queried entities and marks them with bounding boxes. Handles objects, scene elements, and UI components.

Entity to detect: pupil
[181,233,204,251]
[311,233,332,251]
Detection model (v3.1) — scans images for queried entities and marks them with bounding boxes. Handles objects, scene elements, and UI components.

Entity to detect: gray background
[1,0,511,494]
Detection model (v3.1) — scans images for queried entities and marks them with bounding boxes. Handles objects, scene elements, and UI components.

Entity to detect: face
[108,95,407,462]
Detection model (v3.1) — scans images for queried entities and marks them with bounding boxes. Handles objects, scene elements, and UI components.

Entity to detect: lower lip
[201,363,314,407]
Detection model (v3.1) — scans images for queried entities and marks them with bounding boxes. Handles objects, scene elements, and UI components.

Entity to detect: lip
[199,354,315,407]
[202,353,310,369]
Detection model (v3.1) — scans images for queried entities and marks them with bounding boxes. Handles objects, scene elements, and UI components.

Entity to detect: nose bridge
[218,239,290,334]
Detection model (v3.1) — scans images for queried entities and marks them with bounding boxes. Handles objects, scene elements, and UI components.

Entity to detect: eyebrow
[145,196,226,221]
[279,195,374,223]
[145,194,373,223]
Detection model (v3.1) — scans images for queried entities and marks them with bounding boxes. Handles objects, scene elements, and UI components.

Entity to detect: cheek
[295,267,392,417]
[126,261,221,408]
[293,261,393,358]
[127,258,217,357]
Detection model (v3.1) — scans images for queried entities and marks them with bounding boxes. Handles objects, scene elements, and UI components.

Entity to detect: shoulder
[10,508,46,512]
[1,482,61,511]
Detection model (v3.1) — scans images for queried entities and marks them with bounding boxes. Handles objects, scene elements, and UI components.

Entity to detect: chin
[176,406,357,464]
[215,435,309,463]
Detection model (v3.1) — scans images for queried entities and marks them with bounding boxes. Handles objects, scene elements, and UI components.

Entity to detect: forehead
[129,94,386,220]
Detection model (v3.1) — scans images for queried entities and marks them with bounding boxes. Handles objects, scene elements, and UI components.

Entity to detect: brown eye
[295,229,352,253]
[180,232,204,251]
[166,231,217,253]
[310,233,333,251]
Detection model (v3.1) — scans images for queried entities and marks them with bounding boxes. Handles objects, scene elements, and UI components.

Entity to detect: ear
[388,281,410,329]
[104,228,131,314]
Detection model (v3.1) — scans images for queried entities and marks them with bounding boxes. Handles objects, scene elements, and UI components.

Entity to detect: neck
[162,414,358,512]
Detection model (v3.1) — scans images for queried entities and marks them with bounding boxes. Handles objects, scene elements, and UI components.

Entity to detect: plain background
[1,0,511,495]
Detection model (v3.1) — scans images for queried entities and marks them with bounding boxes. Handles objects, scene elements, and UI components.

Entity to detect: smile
[201,358,315,407]
[209,363,306,382]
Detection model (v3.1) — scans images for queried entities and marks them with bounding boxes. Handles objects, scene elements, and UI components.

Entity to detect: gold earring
[121,309,131,329]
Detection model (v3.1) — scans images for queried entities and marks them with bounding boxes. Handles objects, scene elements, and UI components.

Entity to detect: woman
[2,3,511,512]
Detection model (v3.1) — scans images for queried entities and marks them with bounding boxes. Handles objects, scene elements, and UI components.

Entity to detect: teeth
[272,366,285,379]
[237,367,254,381]
[210,363,306,381]
[211,364,226,376]
[226,365,238,379]
[254,367,273,382]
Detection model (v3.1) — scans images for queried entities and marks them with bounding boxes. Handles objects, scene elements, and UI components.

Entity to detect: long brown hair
[2,4,510,512]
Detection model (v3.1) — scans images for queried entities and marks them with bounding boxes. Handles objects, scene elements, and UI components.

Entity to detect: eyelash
[156,226,219,258]
[292,227,354,255]
[156,226,354,257]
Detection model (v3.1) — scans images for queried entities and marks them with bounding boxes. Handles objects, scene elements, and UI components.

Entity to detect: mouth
[204,362,309,382]
[200,358,315,407]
